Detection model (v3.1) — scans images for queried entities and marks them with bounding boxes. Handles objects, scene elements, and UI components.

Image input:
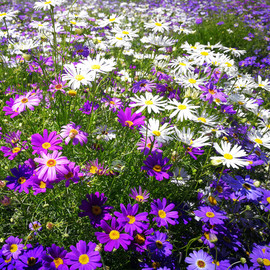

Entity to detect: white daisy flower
[144,19,170,33]
[140,118,173,143]
[210,141,248,169]
[129,92,166,114]
[141,34,176,47]
[193,111,218,126]
[257,75,270,91]
[34,0,56,10]
[248,130,270,149]
[168,56,194,75]
[176,72,205,90]
[62,63,94,90]
[222,46,246,57]
[96,14,124,27]
[111,26,139,40]
[189,49,214,65]
[166,98,198,121]
[0,10,18,21]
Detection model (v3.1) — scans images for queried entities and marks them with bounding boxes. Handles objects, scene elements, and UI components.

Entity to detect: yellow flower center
[179,62,186,66]
[206,211,215,218]
[238,101,244,105]
[92,205,102,215]
[46,159,57,167]
[136,195,144,202]
[39,181,46,189]
[122,31,129,35]
[155,22,162,26]
[116,37,123,40]
[197,117,206,123]
[5,257,12,263]
[263,259,270,266]
[53,257,63,268]
[153,165,162,172]
[10,244,18,253]
[79,254,89,265]
[152,130,161,136]
[204,232,210,240]
[248,160,253,164]
[21,98,28,103]
[258,84,264,87]
[127,215,136,224]
[135,234,145,244]
[70,21,77,25]
[109,18,115,22]
[188,78,197,84]
[225,62,232,67]
[212,260,220,266]
[75,74,85,81]
[27,257,37,266]
[125,120,134,127]
[90,166,98,174]
[155,240,163,249]
[109,230,120,240]
[178,104,187,110]
[45,1,52,4]
[158,210,166,218]
[267,197,270,204]
[12,147,21,153]
[216,185,223,193]
[91,64,101,70]
[38,24,43,27]
[69,129,78,139]
[42,142,51,149]
[254,138,263,144]
[208,196,217,205]
[224,153,233,160]
[209,89,215,95]
[201,51,209,56]
[145,100,153,105]
[0,13,7,16]
[55,84,63,90]
[191,46,197,49]
[18,177,26,184]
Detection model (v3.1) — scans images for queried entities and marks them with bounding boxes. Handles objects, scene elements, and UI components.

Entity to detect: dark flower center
[155,240,163,249]
[27,257,37,266]
[135,234,145,244]
[64,172,74,179]
[18,177,26,184]
[197,260,206,268]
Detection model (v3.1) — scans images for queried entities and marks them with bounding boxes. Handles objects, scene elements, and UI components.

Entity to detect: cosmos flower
[2,236,24,260]
[95,217,133,252]
[65,240,102,270]
[150,198,178,228]
[60,122,88,146]
[185,250,215,270]
[34,151,69,182]
[194,206,227,225]
[78,192,113,228]
[142,151,173,181]
[114,203,149,235]
[129,186,150,203]
[117,107,145,129]
[31,129,63,154]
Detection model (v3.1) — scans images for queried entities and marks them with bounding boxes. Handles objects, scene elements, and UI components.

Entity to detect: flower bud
[75,28,83,35]
[253,180,261,187]
[22,53,31,61]
[211,159,223,166]
[240,258,246,264]
[1,196,11,206]
[95,243,103,252]
[68,90,77,96]
[0,180,6,188]
[46,222,54,230]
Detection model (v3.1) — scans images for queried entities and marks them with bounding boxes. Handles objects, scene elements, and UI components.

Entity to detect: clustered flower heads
[1,0,270,269]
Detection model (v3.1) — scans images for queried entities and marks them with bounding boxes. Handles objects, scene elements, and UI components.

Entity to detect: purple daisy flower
[95,217,133,252]
[132,79,156,93]
[114,203,149,235]
[12,92,40,113]
[194,206,228,225]
[15,244,45,270]
[5,164,33,194]
[56,162,82,187]
[79,100,99,115]
[83,159,108,177]
[31,129,63,155]
[103,97,123,112]
[78,192,113,228]
[0,249,16,270]
[34,150,70,182]
[3,95,20,118]
[49,76,68,94]
[117,107,145,129]
[73,43,90,57]
[142,151,173,181]
[131,225,154,253]
[29,221,42,235]
[60,122,88,146]
[250,245,270,269]
[199,83,227,104]
[137,136,163,155]
[3,130,21,145]
[31,175,54,195]
[42,244,68,270]
[2,236,24,260]
[261,189,270,211]
[129,186,150,203]
[185,250,215,270]
[146,231,173,257]
[0,141,28,160]
[150,198,179,228]
[65,240,102,270]
[184,146,204,160]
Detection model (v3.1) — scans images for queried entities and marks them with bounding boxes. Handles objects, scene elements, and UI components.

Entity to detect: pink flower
[12,92,40,113]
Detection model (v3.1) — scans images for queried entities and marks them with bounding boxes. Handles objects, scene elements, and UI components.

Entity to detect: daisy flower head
[78,192,113,228]
[142,151,173,181]
[131,79,156,93]
[194,206,227,225]
[140,118,173,144]
[97,14,124,27]
[141,34,176,47]
[117,107,145,129]
[29,221,42,235]
[34,0,56,10]
[130,92,167,114]
[65,240,102,270]
[94,125,116,141]
[211,141,249,169]
[136,136,163,155]
[111,26,139,40]
[222,46,246,57]
[60,122,88,146]
[129,186,150,203]
[193,111,218,126]
[248,129,270,150]
[144,19,170,33]
[185,250,215,270]
[95,217,133,252]
[0,10,18,22]
[0,141,28,160]
[1,236,24,260]
[168,56,194,75]
[12,92,41,113]
[176,72,205,90]
[83,159,108,177]
[257,75,270,91]
[166,98,199,122]
[250,245,270,269]
[62,63,94,90]
[34,150,69,182]
[150,198,178,228]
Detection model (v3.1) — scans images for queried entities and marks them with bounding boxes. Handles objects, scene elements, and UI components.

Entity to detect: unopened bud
[46,222,54,230]
[22,53,31,61]
[211,159,223,166]
[253,180,261,187]
[75,28,83,35]
[1,196,11,206]
[95,243,102,252]
[0,180,6,188]
[68,90,77,96]
[209,233,218,243]
[240,258,246,264]
[245,205,251,211]
[257,258,263,265]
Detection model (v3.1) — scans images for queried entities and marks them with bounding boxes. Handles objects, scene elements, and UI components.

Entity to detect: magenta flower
[150,198,179,228]
[95,217,133,252]
[60,122,88,146]
[117,107,145,129]
[142,151,172,181]
[12,92,41,113]
[129,186,150,203]
[0,141,28,160]
[34,151,69,182]
[65,240,102,270]
[103,97,123,112]
[114,203,149,235]
[3,130,21,145]
[56,162,82,187]
[3,95,20,118]
[49,76,68,94]
[31,175,54,195]
[194,206,228,225]
[79,100,99,115]
[2,236,24,260]
[136,136,163,155]
[31,129,63,154]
